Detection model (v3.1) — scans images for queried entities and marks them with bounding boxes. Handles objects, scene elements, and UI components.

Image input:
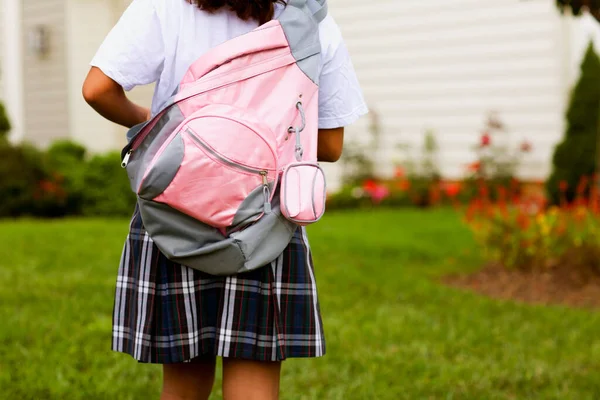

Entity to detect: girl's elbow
[319,147,343,163]
[328,148,343,162]
[82,81,100,105]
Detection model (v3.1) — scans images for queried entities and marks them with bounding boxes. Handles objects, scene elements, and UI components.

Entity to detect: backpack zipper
[121,150,132,168]
[187,130,273,214]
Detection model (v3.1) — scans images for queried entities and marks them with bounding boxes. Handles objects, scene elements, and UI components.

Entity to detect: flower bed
[445,177,600,308]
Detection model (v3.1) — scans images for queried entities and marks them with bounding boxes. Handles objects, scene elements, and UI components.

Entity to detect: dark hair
[188,0,285,25]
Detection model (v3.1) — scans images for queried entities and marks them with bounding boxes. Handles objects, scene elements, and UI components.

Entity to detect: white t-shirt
[91,0,368,129]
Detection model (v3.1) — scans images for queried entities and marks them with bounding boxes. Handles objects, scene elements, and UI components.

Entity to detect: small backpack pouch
[279,103,327,226]
[280,161,326,226]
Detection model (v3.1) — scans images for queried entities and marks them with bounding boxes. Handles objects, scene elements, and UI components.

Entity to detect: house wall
[1,0,25,142]
[327,0,571,183]
[0,0,4,101]
[66,0,154,153]
[21,0,70,147]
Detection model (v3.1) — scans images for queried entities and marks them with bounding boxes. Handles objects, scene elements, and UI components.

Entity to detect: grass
[0,209,599,399]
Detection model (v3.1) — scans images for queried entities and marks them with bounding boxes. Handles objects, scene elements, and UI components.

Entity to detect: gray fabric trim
[125,106,185,192]
[138,192,297,276]
[278,0,322,84]
[230,183,275,232]
[312,2,328,23]
[138,199,247,276]
[233,194,298,273]
[138,133,183,200]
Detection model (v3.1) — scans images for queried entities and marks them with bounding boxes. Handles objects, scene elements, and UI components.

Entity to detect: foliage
[0,102,11,141]
[462,112,531,201]
[45,140,88,215]
[339,109,381,186]
[1,212,600,399]
[0,142,48,217]
[465,177,600,275]
[330,111,531,211]
[556,0,600,21]
[0,139,135,218]
[81,152,136,217]
[396,129,443,207]
[547,43,600,204]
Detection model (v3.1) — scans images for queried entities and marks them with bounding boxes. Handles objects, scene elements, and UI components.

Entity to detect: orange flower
[467,161,481,172]
[516,211,530,230]
[397,179,411,192]
[394,167,405,178]
[443,182,461,198]
[559,180,569,193]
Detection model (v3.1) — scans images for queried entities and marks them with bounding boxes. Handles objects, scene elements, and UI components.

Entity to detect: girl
[83,0,367,399]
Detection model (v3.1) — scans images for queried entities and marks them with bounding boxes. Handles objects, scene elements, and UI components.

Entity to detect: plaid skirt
[112,207,326,364]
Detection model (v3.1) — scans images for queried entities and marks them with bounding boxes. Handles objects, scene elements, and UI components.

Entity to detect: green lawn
[1,209,599,399]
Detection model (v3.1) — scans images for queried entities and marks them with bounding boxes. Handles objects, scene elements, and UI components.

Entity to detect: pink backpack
[121,0,328,276]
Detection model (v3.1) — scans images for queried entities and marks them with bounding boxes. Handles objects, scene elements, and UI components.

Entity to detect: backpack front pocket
[139,105,279,229]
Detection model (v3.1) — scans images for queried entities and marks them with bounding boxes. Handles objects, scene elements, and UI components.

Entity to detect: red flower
[559,180,569,193]
[576,176,589,196]
[362,180,377,191]
[481,133,491,147]
[443,182,461,198]
[520,141,532,153]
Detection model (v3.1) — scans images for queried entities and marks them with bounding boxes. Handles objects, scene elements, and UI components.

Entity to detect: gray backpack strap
[312,0,328,23]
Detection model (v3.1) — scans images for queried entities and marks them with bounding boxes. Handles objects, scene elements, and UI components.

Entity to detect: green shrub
[81,152,136,217]
[0,143,48,217]
[45,140,88,214]
[0,102,11,141]
[547,43,600,203]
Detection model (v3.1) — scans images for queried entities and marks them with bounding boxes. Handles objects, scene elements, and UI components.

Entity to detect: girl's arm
[317,127,344,162]
[82,67,150,128]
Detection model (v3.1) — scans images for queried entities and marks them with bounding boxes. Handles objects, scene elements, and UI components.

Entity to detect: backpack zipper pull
[261,171,272,214]
[121,150,132,168]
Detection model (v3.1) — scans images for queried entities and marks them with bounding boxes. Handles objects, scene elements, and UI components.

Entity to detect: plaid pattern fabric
[112,207,326,364]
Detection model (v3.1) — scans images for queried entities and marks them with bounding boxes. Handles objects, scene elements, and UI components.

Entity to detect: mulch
[443,262,600,309]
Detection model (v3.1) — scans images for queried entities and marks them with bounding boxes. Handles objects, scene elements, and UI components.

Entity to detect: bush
[45,140,88,214]
[0,102,11,141]
[0,138,136,218]
[0,142,60,217]
[547,43,600,203]
[81,152,136,217]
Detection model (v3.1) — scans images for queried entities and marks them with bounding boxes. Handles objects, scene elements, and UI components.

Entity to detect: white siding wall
[21,0,70,147]
[66,0,117,152]
[1,0,25,142]
[67,0,154,153]
[0,0,4,101]
[328,0,569,181]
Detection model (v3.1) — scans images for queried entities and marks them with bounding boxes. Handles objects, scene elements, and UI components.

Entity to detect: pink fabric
[280,163,326,225]
[180,21,287,87]
[155,130,277,228]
